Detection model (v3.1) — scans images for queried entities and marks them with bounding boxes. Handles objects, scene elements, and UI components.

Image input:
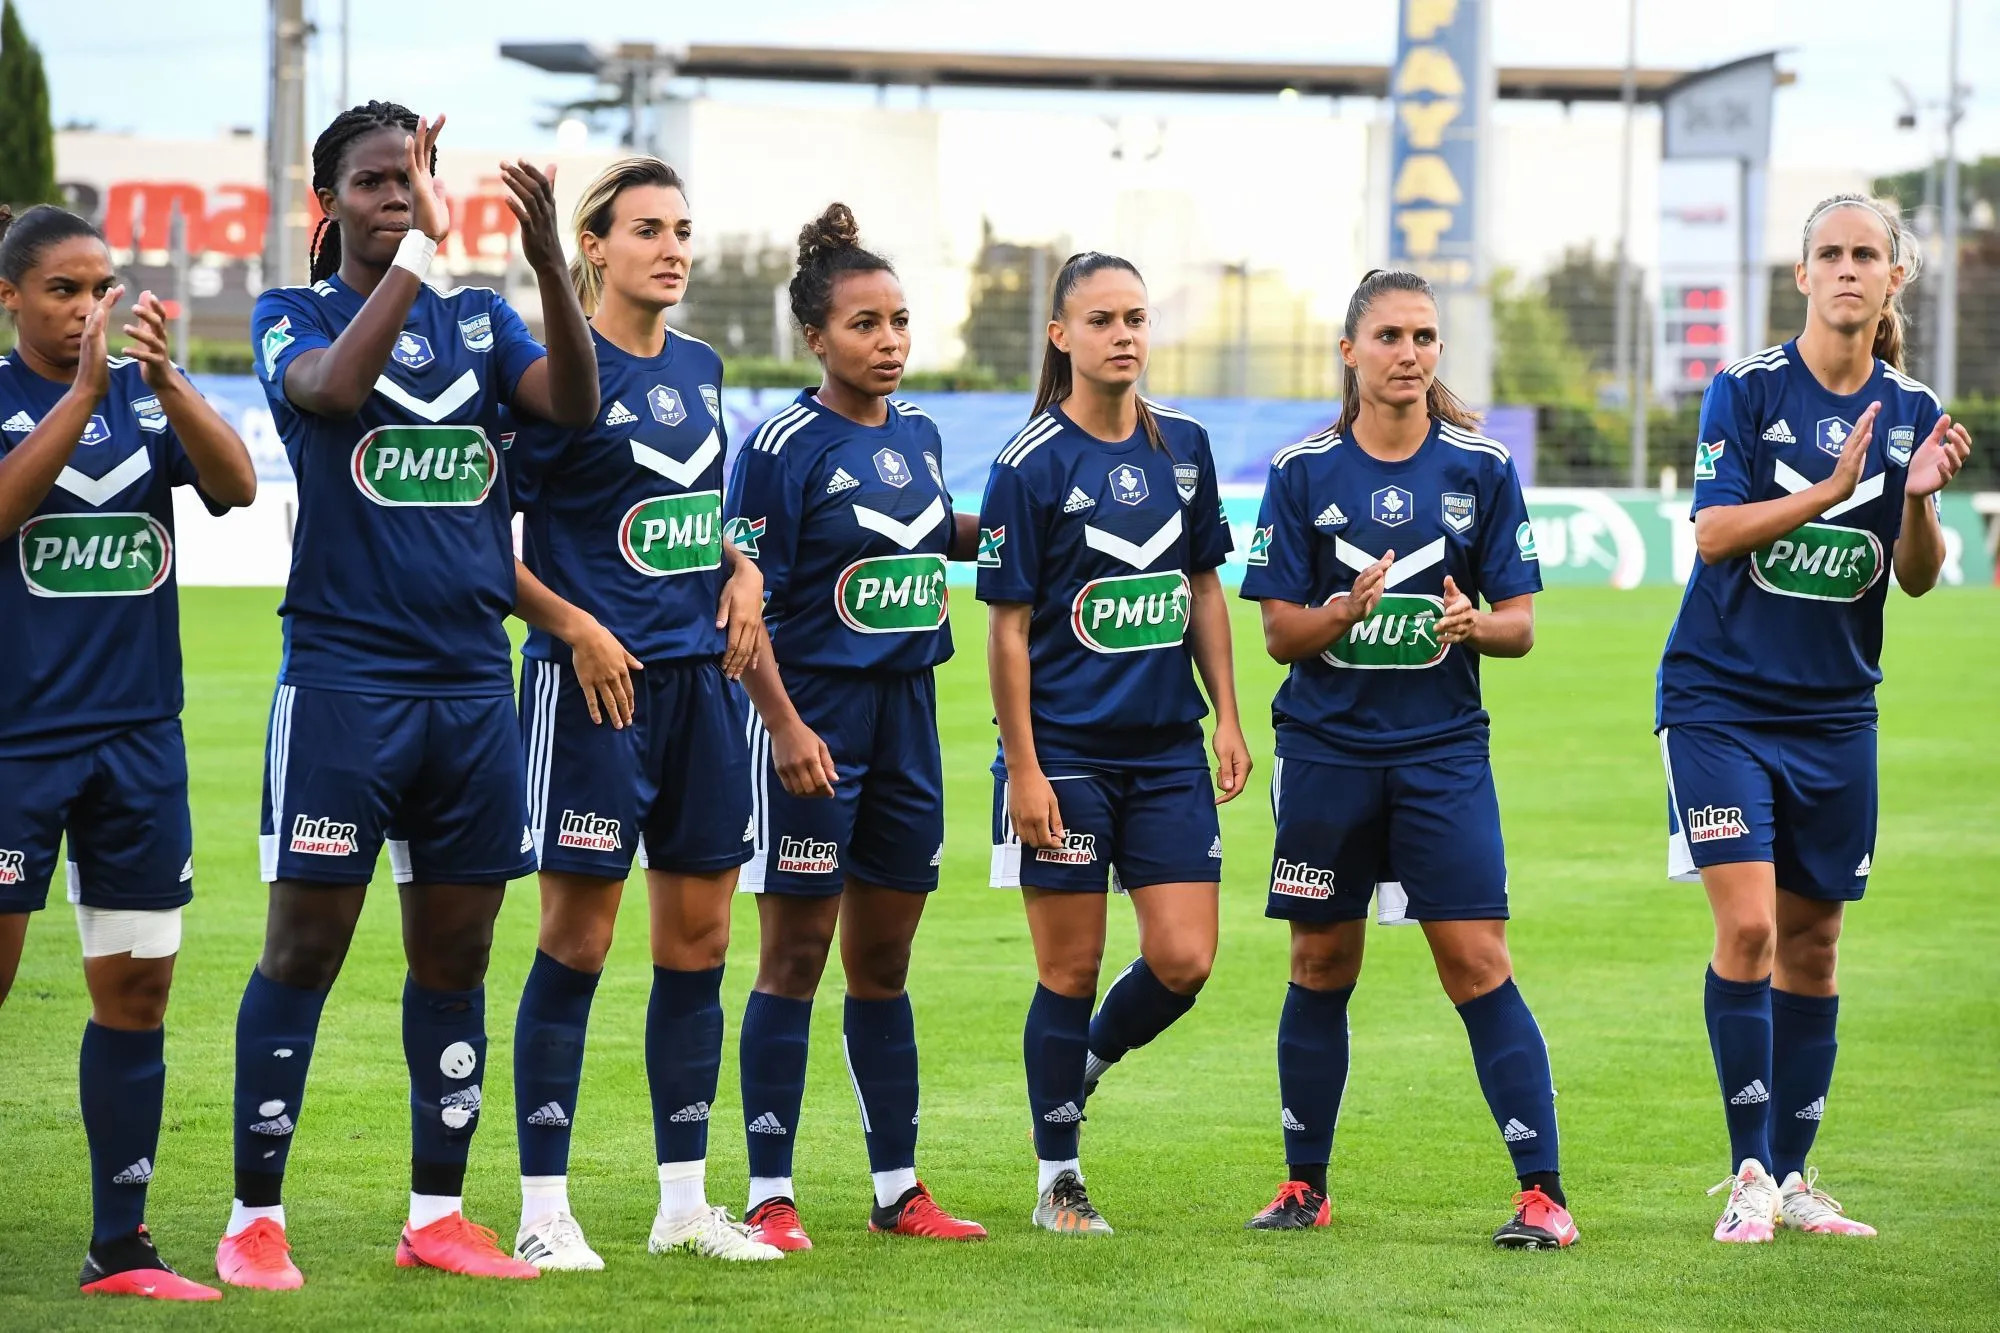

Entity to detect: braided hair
[309,100,429,284]
[788,203,893,331]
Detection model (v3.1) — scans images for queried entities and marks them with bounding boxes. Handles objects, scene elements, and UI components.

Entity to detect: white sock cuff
[1037,1158,1082,1195]
[746,1175,795,1211]
[871,1166,919,1208]
[659,1159,708,1218]
[409,1192,463,1230]
[226,1200,285,1238]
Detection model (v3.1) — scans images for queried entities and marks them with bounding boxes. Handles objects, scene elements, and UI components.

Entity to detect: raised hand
[76,285,125,402]
[1906,413,1972,498]
[1828,401,1878,500]
[121,291,177,392]
[406,114,451,243]
[1436,574,1478,645]
[500,161,563,273]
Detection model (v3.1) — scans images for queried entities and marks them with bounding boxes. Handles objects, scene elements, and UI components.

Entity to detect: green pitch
[2,587,1996,1331]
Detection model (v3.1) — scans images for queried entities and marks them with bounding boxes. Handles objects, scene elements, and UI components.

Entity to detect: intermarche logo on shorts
[1686,805,1748,844]
[836,554,948,634]
[1070,572,1190,654]
[1270,858,1335,900]
[0,849,23,885]
[1321,593,1447,670]
[1750,523,1883,603]
[556,810,622,852]
[619,491,722,576]
[18,513,172,598]
[776,836,839,875]
[350,425,497,507]
[1034,831,1098,866]
[288,815,358,857]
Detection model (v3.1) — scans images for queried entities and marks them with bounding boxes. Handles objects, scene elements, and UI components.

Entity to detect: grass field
[2,586,1997,1331]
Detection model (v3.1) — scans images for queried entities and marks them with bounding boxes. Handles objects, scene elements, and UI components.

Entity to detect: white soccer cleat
[514,1212,604,1271]
[1707,1158,1780,1243]
[648,1206,784,1261]
[1778,1169,1877,1237]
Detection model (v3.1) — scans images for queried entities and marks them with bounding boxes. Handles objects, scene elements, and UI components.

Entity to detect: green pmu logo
[619,491,722,576]
[836,555,948,633]
[1070,571,1190,654]
[19,512,172,597]
[1321,592,1447,669]
[351,426,496,507]
[1750,523,1882,603]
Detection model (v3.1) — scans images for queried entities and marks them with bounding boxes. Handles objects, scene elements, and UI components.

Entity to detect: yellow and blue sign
[1388,0,1485,290]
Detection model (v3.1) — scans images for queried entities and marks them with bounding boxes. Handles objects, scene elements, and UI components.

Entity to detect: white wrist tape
[392,230,439,279]
[75,904,184,959]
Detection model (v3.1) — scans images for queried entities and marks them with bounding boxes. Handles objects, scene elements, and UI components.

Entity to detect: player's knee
[98,966,173,1029]
[1290,928,1363,990]
[1777,921,1840,985]
[845,936,912,996]
[1039,954,1100,999]
[1716,915,1777,973]
[409,933,494,992]
[542,916,615,973]
[759,932,833,998]
[259,934,346,991]
[1147,942,1214,996]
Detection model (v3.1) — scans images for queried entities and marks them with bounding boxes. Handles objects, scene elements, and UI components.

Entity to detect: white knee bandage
[74,905,184,959]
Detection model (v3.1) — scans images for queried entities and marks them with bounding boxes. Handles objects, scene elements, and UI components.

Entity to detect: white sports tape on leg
[75,905,184,959]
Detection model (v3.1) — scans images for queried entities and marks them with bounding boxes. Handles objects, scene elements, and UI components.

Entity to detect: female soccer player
[1659,194,1969,1243]
[217,101,605,1288]
[724,203,985,1248]
[978,251,1249,1235]
[1238,269,1575,1249]
[507,155,777,1267]
[0,205,255,1300]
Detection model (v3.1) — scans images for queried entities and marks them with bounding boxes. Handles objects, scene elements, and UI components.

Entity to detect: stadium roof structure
[501,42,1793,106]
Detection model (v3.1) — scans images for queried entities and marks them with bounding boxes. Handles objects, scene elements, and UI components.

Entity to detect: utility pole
[1935,0,1963,402]
[265,0,311,287]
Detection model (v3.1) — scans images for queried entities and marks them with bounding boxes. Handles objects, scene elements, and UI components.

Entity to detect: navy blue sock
[649,965,725,1165]
[403,976,486,1196]
[739,991,811,1180]
[1456,979,1561,1179]
[1277,982,1353,1174]
[80,1022,165,1243]
[1025,984,1092,1160]
[1087,957,1198,1066]
[844,993,920,1173]
[513,950,600,1178]
[1704,967,1773,1170]
[232,968,329,1205]
[1769,988,1839,1181]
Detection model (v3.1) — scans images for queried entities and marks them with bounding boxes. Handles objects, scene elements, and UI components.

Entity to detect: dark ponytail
[0,203,103,289]
[1333,269,1481,437]
[1032,250,1163,449]
[788,202,893,333]
[308,100,428,284]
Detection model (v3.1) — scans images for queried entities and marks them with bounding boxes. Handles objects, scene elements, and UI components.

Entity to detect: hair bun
[796,203,861,265]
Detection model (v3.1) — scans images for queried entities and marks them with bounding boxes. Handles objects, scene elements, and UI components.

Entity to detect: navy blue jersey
[252,275,546,697]
[724,391,954,674]
[1239,419,1541,765]
[0,356,230,757]
[1657,342,1939,729]
[513,326,727,666]
[975,401,1233,767]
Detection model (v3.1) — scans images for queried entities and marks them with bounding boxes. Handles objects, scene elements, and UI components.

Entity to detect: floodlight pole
[1935,0,1962,401]
[1615,0,1642,489]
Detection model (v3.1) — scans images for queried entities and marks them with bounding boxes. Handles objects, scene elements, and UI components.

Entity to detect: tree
[1490,268,1598,408]
[960,219,1063,386]
[1873,156,2000,228]
[0,0,58,209]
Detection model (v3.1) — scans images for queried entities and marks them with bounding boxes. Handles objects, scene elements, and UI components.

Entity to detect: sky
[18,0,1999,177]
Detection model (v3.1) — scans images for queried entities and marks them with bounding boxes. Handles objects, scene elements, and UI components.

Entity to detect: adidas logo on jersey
[112,1157,154,1185]
[1502,1118,1539,1142]
[526,1101,569,1127]
[1062,486,1096,513]
[1729,1079,1770,1106]
[1042,1101,1083,1124]
[1794,1096,1825,1121]
[826,467,860,494]
[1,410,35,434]
[1281,1108,1306,1132]
[1314,502,1349,529]
[669,1101,711,1124]
[747,1112,788,1135]
[1761,419,1797,443]
[604,401,638,427]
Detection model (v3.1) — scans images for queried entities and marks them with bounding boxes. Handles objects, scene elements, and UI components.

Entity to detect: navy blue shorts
[1265,754,1508,924]
[1659,721,1876,901]
[741,668,943,896]
[259,684,535,886]
[0,720,194,914]
[990,764,1222,894]
[520,656,754,878]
